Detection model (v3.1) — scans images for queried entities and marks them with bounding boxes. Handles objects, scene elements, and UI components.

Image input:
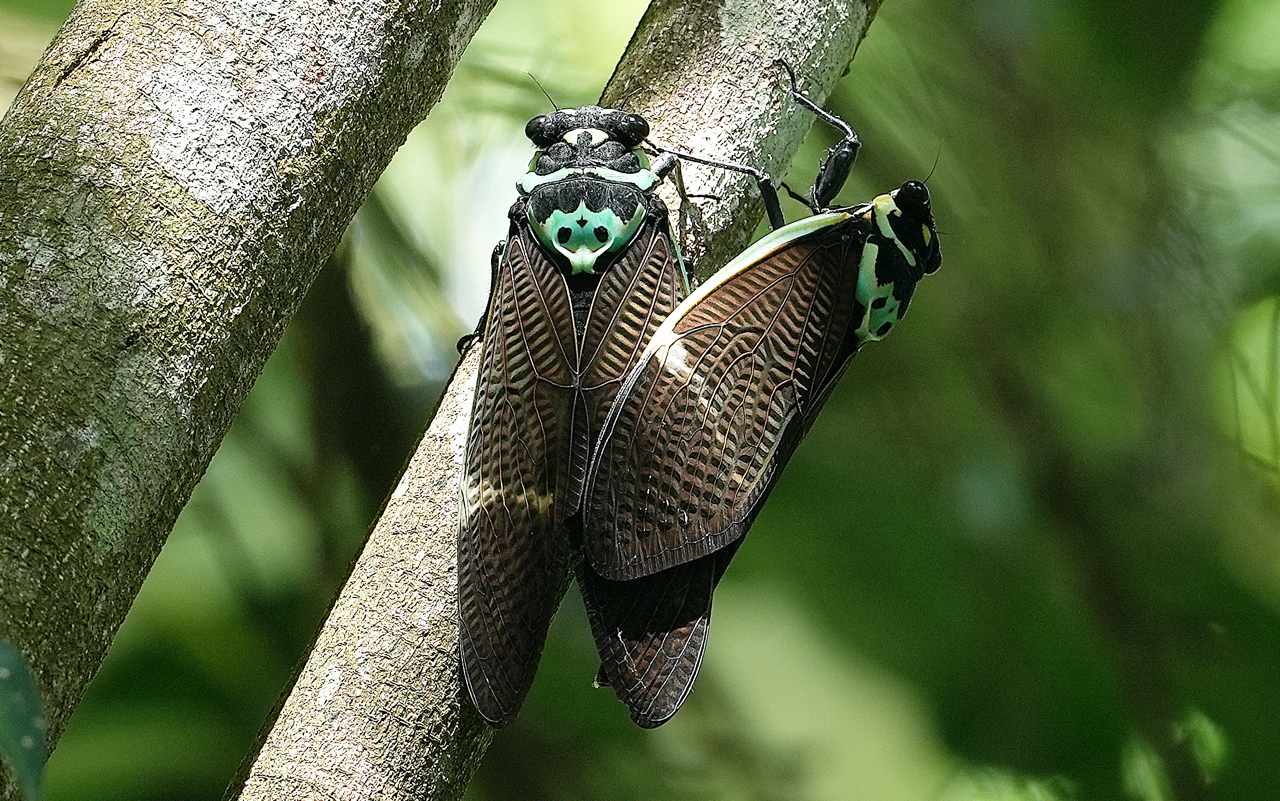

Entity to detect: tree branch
[0,1,496,796]
[230,1,882,798]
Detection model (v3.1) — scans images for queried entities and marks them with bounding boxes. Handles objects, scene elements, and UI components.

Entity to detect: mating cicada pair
[458,64,942,728]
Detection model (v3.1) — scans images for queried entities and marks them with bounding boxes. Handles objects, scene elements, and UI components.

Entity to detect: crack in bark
[53,15,121,89]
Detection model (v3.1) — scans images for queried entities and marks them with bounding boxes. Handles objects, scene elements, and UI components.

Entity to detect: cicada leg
[775,59,862,210]
[650,144,787,230]
[780,181,818,214]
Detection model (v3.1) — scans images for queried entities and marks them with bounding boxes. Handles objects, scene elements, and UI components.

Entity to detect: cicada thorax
[848,180,942,345]
[522,176,648,277]
[516,106,662,280]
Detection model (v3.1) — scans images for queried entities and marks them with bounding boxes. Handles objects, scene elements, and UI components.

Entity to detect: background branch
[0,1,496,796]
[231,1,881,798]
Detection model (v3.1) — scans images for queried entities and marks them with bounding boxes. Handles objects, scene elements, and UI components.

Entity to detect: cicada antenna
[924,143,942,186]
[527,72,559,111]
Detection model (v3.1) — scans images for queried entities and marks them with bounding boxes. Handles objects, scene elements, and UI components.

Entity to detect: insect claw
[457,331,483,355]
[781,181,817,213]
[772,58,801,95]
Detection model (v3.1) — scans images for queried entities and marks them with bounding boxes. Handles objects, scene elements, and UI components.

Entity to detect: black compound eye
[525,115,556,146]
[895,180,931,218]
[594,226,609,243]
[556,227,572,244]
[615,113,650,147]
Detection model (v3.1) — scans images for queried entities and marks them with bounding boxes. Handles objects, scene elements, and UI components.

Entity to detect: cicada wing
[578,540,739,728]
[565,213,715,722]
[584,213,870,581]
[458,222,579,726]
[563,214,689,515]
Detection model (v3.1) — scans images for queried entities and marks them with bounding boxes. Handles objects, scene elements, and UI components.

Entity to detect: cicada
[458,66,942,728]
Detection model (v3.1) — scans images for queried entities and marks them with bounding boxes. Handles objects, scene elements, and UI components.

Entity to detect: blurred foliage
[0,641,46,801]
[2,0,1278,798]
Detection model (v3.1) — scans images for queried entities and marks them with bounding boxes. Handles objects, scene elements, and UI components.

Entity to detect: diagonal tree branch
[230,1,882,799]
[0,1,497,796]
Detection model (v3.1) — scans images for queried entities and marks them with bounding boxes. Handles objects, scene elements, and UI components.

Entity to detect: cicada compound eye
[615,113,650,148]
[894,180,931,218]
[525,114,556,146]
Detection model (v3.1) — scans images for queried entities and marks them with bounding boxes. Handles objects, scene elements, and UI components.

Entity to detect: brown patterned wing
[458,221,579,726]
[562,215,689,517]
[577,541,739,727]
[564,214,720,724]
[583,213,869,581]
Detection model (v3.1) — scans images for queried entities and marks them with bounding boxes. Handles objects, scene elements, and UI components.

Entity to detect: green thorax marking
[854,192,914,344]
[531,199,646,275]
[854,240,902,343]
[872,193,916,268]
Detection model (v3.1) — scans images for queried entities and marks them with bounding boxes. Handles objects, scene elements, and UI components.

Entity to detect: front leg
[650,143,786,230]
[775,59,861,209]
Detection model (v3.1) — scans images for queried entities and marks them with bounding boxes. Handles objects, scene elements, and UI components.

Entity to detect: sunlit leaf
[939,768,1076,801]
[1222,297,1280,471]
[1176,708,1229,784]
[1122,737,1169,801]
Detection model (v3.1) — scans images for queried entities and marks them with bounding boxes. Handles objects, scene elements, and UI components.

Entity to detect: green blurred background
[4,0,1280,798]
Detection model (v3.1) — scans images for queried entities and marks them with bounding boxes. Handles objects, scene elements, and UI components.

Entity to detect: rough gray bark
[232,1,882,799]
[0,0,496,795]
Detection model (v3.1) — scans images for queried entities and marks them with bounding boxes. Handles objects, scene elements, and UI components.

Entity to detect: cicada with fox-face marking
[458,68,941,729]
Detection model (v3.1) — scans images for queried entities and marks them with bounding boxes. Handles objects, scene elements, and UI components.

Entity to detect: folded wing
[578,541,739,727]
[571,215,713,724]
[458,223,579,726]
[583,212,870,582]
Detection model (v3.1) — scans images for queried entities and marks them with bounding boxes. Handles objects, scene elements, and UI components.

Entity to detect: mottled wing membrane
[459,223,578,726]
[585,217,867,580]
[460,213,690,726]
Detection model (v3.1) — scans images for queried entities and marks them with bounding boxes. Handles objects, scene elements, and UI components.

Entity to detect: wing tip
[459,625,527,728]
[583,567,713,730]
[593,660,696,729]
[631,707,679,729]
[621,633,707,729]
[461,661,521,728]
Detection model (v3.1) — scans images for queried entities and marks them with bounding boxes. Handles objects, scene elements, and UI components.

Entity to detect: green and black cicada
[458,65,942,728]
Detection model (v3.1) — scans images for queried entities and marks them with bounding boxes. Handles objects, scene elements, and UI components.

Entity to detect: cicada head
[517,107,661,276]
[885,180,942,276]
[523,106,650,164]
[852,180,942,343]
